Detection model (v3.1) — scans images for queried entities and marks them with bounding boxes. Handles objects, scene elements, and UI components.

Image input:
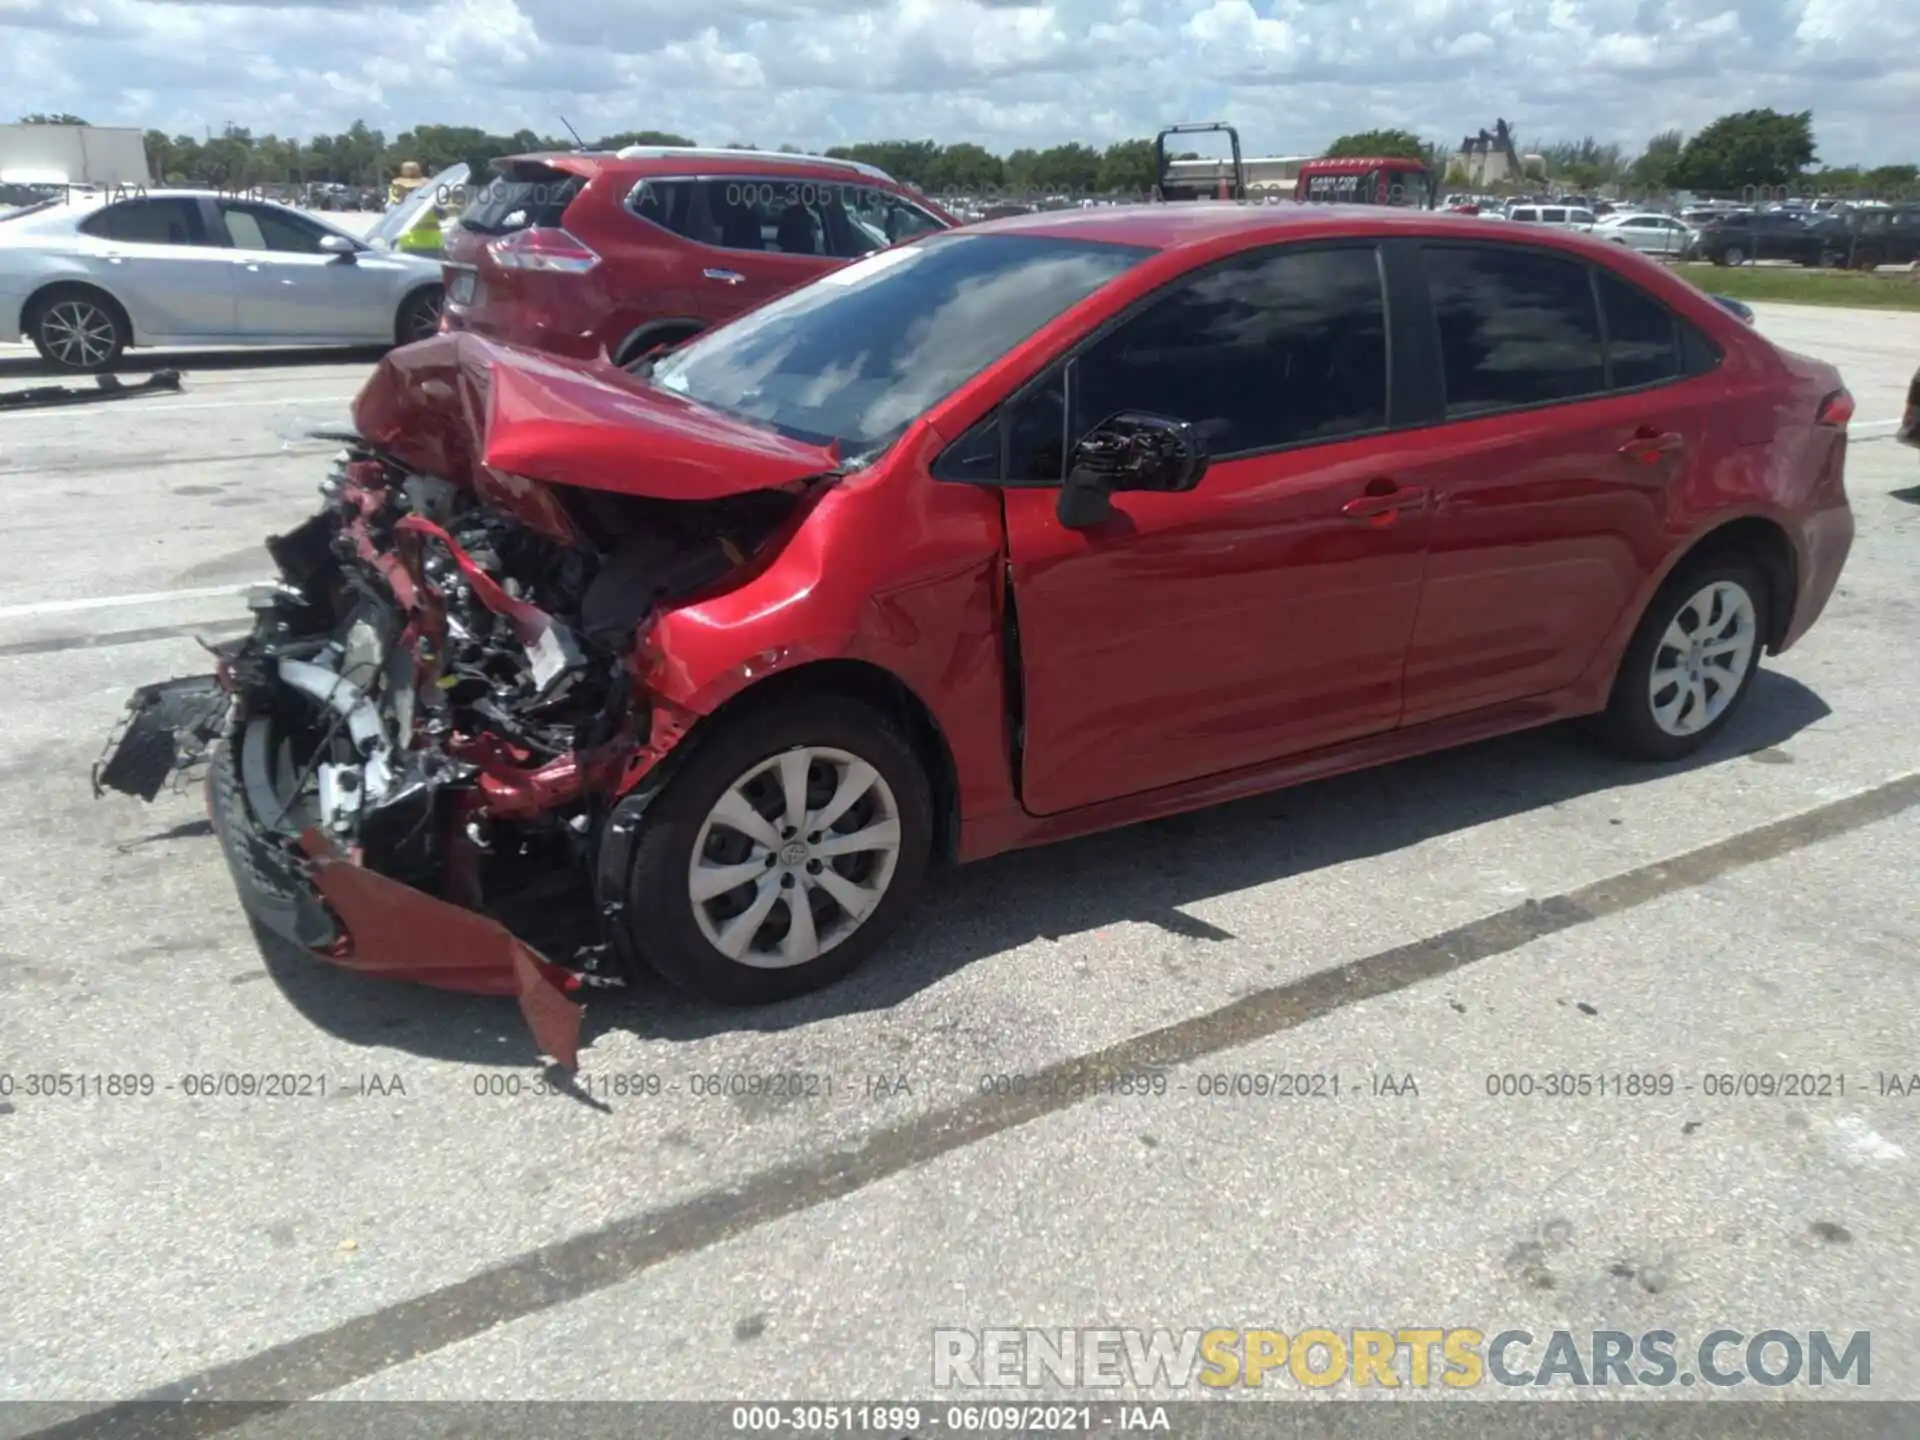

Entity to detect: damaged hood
[350,331,841,501]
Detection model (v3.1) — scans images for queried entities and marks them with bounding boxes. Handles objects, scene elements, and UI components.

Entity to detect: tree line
[15,108,1918,199]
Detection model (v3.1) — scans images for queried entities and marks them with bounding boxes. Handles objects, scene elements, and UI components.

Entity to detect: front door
[1395,243,1708,725]
[216,201,390,340]
[996,243,1431,817]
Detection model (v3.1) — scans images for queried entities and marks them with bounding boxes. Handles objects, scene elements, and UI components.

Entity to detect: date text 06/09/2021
[728,1404,1166,1433]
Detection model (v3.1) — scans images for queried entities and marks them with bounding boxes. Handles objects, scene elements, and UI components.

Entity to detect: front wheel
[1585,560,1769,762]
[1721,244,1747,266]
[620,695,934,1004]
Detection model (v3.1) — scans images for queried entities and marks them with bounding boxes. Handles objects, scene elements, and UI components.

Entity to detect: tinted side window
[631,178,789,252]
[221,203,327,254]
[1423,245,1604,417]
[79,198,205,245]
[1598,271,1679,389]
[1070,246,1388,457]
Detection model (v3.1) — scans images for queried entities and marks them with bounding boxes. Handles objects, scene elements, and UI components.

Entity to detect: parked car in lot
[1841,205,1920,270]
[1594,211,1698,258]
[97,205,1856,1061]
[1505,203,1597,231]
[0,189,445,371]
[1692,210,1850,267]
[440,146,956,370]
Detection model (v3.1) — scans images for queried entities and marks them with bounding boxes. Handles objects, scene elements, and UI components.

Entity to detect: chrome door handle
[703,268,745,284]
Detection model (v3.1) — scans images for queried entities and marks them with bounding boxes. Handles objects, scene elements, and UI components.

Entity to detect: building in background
[0,124,152,188]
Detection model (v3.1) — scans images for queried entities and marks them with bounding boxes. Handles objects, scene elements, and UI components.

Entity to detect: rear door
[215,201,391,340]
[994,241,1431,816]
[640,176,834,322]
[1393,243,1722,725]
[74,197,235,339]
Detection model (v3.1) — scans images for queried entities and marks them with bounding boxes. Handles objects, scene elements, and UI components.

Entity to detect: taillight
[1815,388,1855,428]
[487,227,600,273]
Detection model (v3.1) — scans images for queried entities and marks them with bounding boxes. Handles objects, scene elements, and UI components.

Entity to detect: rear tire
[27,286,128,372]
[1584,558,1770,762]
[395,286,443,345]
[621,695,934,1005]
[1721,244,1747,266]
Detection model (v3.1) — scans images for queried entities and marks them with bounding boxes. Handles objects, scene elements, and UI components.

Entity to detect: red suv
[101,207,1854,1066]
[440,146,955,367]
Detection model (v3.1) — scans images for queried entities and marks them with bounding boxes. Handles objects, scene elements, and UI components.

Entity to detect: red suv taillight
[1815,388,1855,428]
[488,227,600,273]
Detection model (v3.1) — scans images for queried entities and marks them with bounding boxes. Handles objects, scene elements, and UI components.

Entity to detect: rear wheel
[395,286,443,345]
[1585,559,1769,762]
[1720,244,1747,266]
[621,695,934,1004]
[28,286,128,372]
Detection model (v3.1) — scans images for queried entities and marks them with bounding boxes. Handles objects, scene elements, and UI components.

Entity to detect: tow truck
[1153,123,1438,208]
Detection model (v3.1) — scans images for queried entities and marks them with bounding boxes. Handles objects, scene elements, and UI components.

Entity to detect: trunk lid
[350,331,841,502]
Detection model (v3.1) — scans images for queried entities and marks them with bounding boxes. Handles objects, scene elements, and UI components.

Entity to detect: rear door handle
[1619,428,1684,464]
[703,268,745,284]
[1341,482,1428,526]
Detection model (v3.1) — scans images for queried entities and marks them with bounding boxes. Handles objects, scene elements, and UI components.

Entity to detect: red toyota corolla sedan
[99,204,1855,1066]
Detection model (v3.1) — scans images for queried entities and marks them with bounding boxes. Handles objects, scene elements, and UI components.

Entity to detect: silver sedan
[1592,211,1699,259]
[0,189,445,372]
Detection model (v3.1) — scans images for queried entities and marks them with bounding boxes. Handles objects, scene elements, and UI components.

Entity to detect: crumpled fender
[298,829,584,1070]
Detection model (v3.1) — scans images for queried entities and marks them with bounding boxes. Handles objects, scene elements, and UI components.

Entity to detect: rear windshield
[459,163,584,236]
[650,233,1152,456]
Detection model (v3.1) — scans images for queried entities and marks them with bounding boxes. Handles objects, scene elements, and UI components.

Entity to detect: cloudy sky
[2,0,1916,165]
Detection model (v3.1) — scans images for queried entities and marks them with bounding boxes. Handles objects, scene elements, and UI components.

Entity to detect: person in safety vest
[396,203,444,255]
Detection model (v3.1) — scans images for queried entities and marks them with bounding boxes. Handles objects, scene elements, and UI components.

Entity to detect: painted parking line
[1,393,357,422]
[0,584,255,622]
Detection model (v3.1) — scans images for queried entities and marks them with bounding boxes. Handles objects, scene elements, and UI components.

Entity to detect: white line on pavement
[0,583,255,621]
[1,394,356,422]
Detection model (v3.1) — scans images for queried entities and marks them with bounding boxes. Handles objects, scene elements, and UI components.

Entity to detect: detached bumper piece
[92,676,231,802]
[0,368,182,411]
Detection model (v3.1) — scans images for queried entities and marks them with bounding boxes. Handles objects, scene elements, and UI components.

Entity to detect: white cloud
[2,0,1915,164]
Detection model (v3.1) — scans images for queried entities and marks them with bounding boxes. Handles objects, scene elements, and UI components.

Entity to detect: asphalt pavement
[0,305,1917,1425]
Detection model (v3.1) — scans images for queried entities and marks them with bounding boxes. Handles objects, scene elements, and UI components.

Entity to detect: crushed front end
[95,410,806,1068]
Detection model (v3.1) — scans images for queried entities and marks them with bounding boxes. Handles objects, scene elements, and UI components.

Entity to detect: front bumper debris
[91,676,230,801]
[91,703,588,1068]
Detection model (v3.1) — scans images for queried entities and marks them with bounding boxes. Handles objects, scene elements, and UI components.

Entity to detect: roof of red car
[964,201,1505,251]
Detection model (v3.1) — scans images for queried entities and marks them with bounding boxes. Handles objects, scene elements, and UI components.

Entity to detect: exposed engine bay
[94,423,807,1067]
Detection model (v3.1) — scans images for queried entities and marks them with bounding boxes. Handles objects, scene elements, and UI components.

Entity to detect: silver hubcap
[688,746,901,969]
[42,300,116,367]
[1648,580,1757,737]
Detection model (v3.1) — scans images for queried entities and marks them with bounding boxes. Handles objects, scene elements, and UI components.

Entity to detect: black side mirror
[1056,412,1210,529]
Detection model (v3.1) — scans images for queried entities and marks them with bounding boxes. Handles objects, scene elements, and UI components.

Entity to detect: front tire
[1586,559,1769,762]
[621,695,934,1004]
[1721,244,1747,266]
[28,287,128,372]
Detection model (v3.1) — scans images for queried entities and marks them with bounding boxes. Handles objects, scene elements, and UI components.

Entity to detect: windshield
[649,232,1153,455]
